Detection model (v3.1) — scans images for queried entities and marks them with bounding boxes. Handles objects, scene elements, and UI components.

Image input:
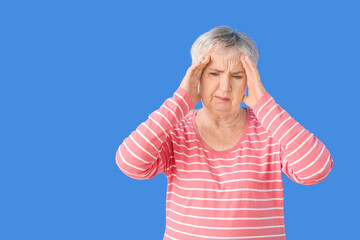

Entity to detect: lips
[216,96,230,101]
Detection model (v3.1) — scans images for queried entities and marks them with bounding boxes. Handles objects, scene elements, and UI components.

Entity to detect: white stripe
[135,128,158,152]
[292,140,322,172]
[232,137,276,145]
[262,104,278,123]
[167,189,284,199]
[171,137,281,155]
[154,110,173,128]
[145,165,158,178]
[167,208,284,220]
[256,97,273,117]
[184,132,196,135]
[176,168,281,177]
[272,116,292,137]
[129,134,157,160]
[163,104,178,122]
[163,233,178,240]
[123,140,149,164]
[173,128,186,131]
[247,131,268,135]
[116,151,147,178]
[288,133,314,166]
[166,164,177,173]
[287,169,301,184]
[169,132,198,139]
[172,140,208,151]
[166,225,286,239]
[167,160,280,175]
[172,140,279,154]
[288,134,317,158]
[267,110,286,130]
[174,150,280,162]
[149,116,170,138]
[174,91,189,113]
[164,137,171,155]
[168,98,184,119]
[117,163,145,178]
[173,159,280,169]
[169,132,201,142]
[166,199,283,211]
[118,147,146,171]
[168,183,283,192]
[248,125,265,129]
[279,124,303,147]
[314,157,332,182]
[167,216,284,230]
[168,174,282,184]
[301,153,331,180]
[281,156,287,169]
[165,141,173,156]
[176,122,187,126]
[141,122,163,143]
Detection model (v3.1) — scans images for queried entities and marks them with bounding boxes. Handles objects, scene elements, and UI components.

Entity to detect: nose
[219,75,231,92]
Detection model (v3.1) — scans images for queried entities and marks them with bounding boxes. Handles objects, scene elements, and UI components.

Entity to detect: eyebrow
[209,68,244,74]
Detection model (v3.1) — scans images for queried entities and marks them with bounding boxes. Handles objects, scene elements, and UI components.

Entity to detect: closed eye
[210,73,243,79]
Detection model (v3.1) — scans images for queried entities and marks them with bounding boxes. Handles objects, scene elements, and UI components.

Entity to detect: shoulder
[248,108,279,144]
[248,108,264,129]
[168,109,197,143]
[171,109,196,132]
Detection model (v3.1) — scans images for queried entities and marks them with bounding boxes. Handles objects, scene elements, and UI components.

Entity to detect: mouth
[215,96,230,101]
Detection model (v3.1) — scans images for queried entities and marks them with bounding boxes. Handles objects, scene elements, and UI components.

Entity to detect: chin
[211,105,233,112]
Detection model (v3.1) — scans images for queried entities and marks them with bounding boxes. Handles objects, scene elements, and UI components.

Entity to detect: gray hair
[190,26,259,67]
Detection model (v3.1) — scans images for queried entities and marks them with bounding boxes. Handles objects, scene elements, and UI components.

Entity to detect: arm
[253,92,334,185]
[115,87,194,180]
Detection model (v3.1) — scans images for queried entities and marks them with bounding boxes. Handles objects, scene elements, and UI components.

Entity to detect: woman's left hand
[241,55,267,109]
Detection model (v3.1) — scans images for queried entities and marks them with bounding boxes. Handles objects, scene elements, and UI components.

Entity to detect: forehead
[207,52,244,71]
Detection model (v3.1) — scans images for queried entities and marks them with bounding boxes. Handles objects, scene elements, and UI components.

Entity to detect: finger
[198,55,211,68]
[188,55,209,73]
[191,55,211,77]
[240,55,251,77]
[199,56,211,75]
[241,55,249,69]
[248,56,256,68]
[241,55,255,78]
[245,56,260,81]
[244,56,257,73]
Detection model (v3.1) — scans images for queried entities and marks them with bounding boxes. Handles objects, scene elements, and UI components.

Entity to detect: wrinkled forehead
[207,51,244,71]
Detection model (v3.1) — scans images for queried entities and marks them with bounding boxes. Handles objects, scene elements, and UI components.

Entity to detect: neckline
[191,107,250,154]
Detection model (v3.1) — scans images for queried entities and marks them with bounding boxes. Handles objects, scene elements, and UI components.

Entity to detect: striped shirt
[115,86,333,240]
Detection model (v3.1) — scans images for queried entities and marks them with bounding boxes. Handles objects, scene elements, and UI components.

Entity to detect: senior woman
[115,26,333,240]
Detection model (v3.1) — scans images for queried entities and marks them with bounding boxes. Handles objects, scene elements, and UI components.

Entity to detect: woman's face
[199,51,247,113]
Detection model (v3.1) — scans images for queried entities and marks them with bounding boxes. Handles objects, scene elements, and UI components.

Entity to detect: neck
[197,107,246,130]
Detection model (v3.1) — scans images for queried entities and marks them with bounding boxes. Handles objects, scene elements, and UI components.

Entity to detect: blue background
[1,1,359,239]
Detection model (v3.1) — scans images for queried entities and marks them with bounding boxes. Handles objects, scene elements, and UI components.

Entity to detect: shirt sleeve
[115,87,195,180]
[252,92,334,185]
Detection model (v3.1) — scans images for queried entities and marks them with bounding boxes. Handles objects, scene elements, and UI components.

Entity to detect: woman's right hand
[179,55,211,106]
